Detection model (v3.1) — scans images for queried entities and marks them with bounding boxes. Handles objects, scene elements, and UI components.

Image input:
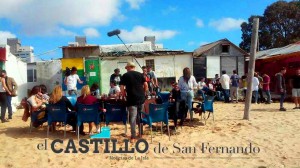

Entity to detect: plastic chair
[105,103,128,135]
[27,101,47,133]
[141,102,170,142]
[66,95,77,107]
[157,92,171,103]
[76,103,101,140]
[46,103,68,137]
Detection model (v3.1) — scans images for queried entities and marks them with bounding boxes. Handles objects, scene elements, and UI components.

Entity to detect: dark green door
[85,58,100,88]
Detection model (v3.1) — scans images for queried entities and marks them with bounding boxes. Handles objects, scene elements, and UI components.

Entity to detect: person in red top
[262,73,272,104]
[77,85,98,135]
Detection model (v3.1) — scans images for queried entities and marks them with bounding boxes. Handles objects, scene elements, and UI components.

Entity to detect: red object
[262,75,270,91]
[0,47,6,62]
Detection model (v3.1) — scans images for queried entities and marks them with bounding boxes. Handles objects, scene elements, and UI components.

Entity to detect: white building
[0,44,28,110]
[16,46,35,63]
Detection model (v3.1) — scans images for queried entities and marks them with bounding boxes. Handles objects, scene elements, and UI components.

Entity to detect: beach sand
[0,102,300,168]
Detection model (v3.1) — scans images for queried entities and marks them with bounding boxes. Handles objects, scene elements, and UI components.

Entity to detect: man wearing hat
[120,62,148,142]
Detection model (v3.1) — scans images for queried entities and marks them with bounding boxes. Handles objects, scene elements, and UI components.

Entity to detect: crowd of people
[1,62,299,143]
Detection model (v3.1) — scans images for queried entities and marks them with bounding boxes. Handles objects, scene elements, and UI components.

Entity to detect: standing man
[230,70,240,103]
[120,62,148,142]
[290,69,300,109]
[220,70,230,103]
[110,68,122,86]
[252,73,260,104]
[262,73,272,104]
[65,67,83,96]
[147,66,158,95]
[275,67,287,111]
[257,72,265,103]
[1,70,17,120]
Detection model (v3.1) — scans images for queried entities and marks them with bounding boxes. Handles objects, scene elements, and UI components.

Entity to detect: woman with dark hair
[0,71,11,123]
[27,85,48,127]
[178,67,198,121]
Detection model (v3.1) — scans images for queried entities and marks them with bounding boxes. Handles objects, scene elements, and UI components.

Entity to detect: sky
[0,0,280,60]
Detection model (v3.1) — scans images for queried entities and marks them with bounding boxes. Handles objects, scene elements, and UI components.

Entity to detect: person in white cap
[120,62,148,142]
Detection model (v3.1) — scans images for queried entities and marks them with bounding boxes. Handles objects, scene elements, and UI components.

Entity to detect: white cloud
[125,0,145,9]
[209,18,246,32]
[196,19,204,28]
[57,28,77,36]
[83,28,100,38]
[188,41,195,46]
[0,0,122,36]
[120,26,178,43]
[0,31,16,44]
[162,6,177,15]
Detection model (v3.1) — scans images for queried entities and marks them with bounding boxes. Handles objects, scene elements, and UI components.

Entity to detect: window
[145,59,155,71]
[27,69,37,82]
[222,45,230,53]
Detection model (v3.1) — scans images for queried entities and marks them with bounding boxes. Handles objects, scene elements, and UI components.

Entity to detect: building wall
[205,44,245,57]
[36,60,62,93]
[5,46,28,110]
[63,46,100,58]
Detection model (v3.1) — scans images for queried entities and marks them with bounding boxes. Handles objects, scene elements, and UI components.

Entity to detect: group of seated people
[24,84,107,135]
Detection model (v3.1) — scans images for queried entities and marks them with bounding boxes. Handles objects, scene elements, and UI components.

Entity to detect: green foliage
[239,0,300,52]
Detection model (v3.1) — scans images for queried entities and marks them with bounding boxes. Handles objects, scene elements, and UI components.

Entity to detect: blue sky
[0,0,280,60]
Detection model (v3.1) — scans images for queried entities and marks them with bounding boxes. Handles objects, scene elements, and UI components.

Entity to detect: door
[193,57,206,81]
[85,57,101,88]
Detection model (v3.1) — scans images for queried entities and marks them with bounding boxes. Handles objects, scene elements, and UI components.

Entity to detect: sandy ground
[0,101,300,168]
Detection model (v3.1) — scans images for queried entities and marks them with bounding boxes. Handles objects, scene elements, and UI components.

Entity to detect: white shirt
[108,85,121,96]
[220,74,230,89]
[252,77,259,91]
[198,81,206,89]
[66,74,80,90]
[178,76,198,92]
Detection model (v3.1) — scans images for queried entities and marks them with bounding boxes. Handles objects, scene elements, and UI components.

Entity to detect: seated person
[215,79,224,101]
[27,85,48,127]
[40,84,50,102]
[48,85,75,131]
[170,82,183,127]
[77,85,102,135]
[90,83,100,97]
[197,77,209,96]
[206,79,216,96]
[108,81,120,98]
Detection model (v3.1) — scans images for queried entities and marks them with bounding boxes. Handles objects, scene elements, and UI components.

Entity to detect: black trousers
[0,92,7,120]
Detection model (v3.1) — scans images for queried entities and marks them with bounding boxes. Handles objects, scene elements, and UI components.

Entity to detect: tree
[240,0,300,52]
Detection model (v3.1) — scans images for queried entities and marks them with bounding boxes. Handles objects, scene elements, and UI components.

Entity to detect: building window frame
[145,59,155,71]
[27,69,37,82]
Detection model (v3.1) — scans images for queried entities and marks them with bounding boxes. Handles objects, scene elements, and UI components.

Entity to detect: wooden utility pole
[243,18,259,120]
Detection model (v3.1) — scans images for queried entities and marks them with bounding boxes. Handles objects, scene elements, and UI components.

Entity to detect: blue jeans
[181,91,194,119]
[216,91,224,101]
[6,95,12,118]
[180,91,194,111]
[280,92,286,108]
[264,90,271,103]
[253,91,258,103]
[128,104,143,138]
[223,89,230,103]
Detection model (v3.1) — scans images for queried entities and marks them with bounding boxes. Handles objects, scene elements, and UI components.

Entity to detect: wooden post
[243,18,259,120]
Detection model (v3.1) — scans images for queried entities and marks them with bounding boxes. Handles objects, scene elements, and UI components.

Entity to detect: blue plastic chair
[27,101,47,133]
[158,92,171,103]
[201,95,215,125]
[46,103,68,137]
[141,102,170,142]
[76,103,101,140]
[105,103,128,135]
[66,95,77,107]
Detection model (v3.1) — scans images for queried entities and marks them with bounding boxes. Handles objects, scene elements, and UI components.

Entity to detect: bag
[11,91,17,97]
